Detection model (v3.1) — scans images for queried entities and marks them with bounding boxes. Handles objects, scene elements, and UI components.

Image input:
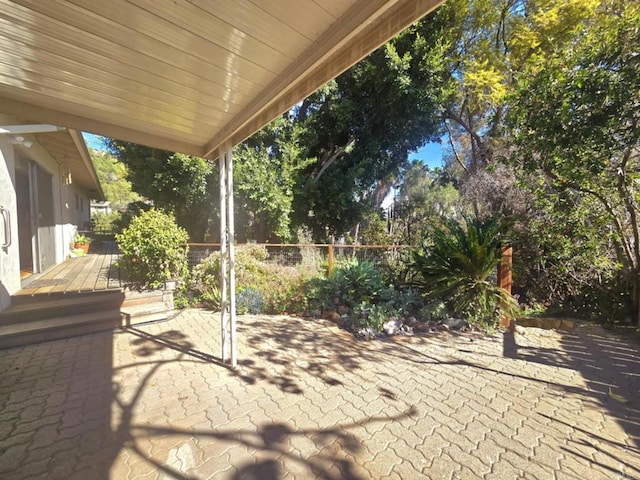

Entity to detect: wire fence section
[187,243,410,274]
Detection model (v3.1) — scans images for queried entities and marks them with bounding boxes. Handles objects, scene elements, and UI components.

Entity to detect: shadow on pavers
[504,324,640,476]
[0,313,418,480]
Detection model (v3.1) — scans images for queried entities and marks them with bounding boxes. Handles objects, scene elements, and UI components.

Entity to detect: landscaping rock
[354,327,377,341]
[441,317,469,331]
[405,316,417,327]
[383,318,403,336]
[323,311,342,326]
[414,321,431,332]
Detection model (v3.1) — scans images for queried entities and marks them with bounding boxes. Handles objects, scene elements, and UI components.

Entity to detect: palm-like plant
[412,215,519,325]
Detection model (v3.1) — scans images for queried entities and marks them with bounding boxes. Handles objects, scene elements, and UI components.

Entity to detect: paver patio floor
[1,309,639,479]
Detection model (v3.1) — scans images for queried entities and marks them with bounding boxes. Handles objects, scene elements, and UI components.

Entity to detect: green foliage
[236,288,264,315]
[234,118,315,242]
[106,140,217,242]
[89,147,140,210]
[91,211,121,235]
[189,253,223,309]
[327,259,385,308]
[411,215,519,326]
[188,245,317,314]
[507,0,640,324]
[391,161,461,245]
[74,232,90,244]
[419,300,448,322]
[353,303,394,333]
[291,16,451,239]
[116,209,189,289]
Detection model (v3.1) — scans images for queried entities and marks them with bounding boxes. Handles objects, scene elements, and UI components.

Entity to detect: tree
[508,0,640,323]
[106,140,217,242]
[390,161,460,245]
[432,0,601,174]
[90,148,140,210]
[233,117,314,242]
[291,18,452,240]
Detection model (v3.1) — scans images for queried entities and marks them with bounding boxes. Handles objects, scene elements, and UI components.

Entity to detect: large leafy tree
[233,117,314,242]
[292,19,452,240]
[106,140,217,242]
[508,0,640,323]
[90,148,140,210]
[433,0,601,174]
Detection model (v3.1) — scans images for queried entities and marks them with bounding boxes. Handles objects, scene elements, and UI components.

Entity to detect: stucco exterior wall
[0,116,98,311]
[0,136,20,310]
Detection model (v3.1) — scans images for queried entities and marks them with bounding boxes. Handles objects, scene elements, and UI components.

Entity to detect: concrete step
[0,290,126,324]
[0,309,124,349]
[0,288,174,349]
[120,302,170,326]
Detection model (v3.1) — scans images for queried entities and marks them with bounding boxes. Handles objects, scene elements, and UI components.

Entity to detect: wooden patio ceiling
[0,0,444,158]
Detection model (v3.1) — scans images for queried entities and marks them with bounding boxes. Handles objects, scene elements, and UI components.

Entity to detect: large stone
[383,318,403,336]
[441,317,469,330]
[414,321,431,332]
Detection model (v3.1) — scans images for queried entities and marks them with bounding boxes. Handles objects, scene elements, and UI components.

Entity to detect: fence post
[327,244,334,277]
[498,245,513,329]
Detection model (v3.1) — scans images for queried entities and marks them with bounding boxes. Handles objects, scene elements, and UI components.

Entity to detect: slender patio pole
[219,147,229,363]
[226,142,237,369]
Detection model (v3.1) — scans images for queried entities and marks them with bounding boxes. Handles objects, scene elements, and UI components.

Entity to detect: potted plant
[74,233,91,254]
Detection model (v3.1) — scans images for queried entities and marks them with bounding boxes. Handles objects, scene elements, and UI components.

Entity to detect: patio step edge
[0,290,126,324]
[0,309,124,349]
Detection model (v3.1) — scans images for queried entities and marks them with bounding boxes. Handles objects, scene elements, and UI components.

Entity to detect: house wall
[0,135,20,311]
[0,115,96,311]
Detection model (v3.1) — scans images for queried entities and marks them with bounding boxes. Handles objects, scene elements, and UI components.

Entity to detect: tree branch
[444,120,469,174]
[312,138,355,183]
[543,167,635,268]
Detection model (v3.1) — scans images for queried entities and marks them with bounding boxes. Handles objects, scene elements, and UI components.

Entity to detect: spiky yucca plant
[412,216,519,325]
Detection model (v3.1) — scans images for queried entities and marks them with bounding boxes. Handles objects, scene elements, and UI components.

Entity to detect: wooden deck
[17,242,122,296]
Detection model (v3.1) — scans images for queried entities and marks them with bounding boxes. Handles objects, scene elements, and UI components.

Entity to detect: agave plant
[411,215,519,325]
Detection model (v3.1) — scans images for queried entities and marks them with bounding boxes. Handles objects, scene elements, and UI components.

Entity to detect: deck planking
[16,253,123,296]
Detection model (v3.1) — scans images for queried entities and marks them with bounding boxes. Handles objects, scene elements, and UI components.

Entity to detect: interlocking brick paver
[1,312,639,479]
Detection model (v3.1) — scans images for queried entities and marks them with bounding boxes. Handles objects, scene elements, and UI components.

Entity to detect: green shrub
[353,302,394,332]
[91,211,121,235]
[189,245,310,314]
[190,252,222,308]
[411,215,519,326]
[328,258,384,308]
[116,209,189,289]
[236,288,264,314]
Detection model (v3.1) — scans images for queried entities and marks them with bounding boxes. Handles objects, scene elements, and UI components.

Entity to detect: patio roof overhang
[0,0,446,367]
[0,0,444,158]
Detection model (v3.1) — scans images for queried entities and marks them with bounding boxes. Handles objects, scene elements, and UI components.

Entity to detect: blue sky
[409,141,443,169]
[82,132,104,150]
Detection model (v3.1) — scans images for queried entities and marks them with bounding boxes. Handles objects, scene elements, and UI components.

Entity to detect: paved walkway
[1,310,639,479]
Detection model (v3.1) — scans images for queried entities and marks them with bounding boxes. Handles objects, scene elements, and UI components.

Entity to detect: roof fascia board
[68,129,105,201]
